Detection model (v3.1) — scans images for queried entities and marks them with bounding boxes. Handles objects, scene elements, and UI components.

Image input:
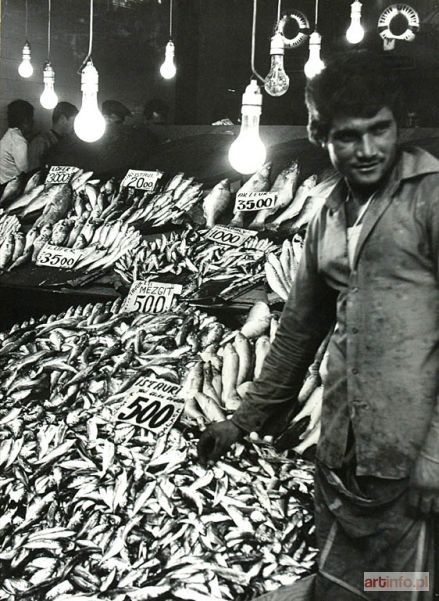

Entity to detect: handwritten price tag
[45,166,79,185]
[116,378,183,434]
[235,191,279,212]
[205,225,257,247]
[121,170,163,192]
[122,281,183,314]
[36,244,84,269]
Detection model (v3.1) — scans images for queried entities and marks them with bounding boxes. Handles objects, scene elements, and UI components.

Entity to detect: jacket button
[352,368,359,375]
[352,327,359,334]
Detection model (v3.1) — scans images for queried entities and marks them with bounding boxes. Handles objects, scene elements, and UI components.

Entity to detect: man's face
[325,107,398,190]
[58,115,76,135]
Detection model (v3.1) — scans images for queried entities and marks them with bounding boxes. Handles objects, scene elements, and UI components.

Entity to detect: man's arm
[231,214,337,435]
[28,136,45,171]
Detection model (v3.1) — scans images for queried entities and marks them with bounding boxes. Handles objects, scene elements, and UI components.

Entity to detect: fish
[221,343,241,409]
[271,174,318,226]
[233,333,252,387]
[1,175,25,205]
[6,184,45,213]
[241,302,271,339]
[10,232,25,264]
[33,184,73,228]
[203,179,232,228]
[0,234,15,270]
[195,392,226,422]
[31,231,51,262]
[291,195,326,231]
[230,162,272,227]
[253,336,271,381]
[249,160,300,230]
[50,219,71,246]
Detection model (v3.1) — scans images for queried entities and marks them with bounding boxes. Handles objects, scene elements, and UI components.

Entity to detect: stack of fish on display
[115,227,278,303]
[0,299,318,600]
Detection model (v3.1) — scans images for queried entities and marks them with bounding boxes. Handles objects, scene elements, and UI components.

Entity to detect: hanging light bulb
[264,32,289,97]
[304,31,325,79]
[346,0,364,44]
[229,80,266,175]
[40,62,58,109]
[160,40,176,79]
[74,60,106,143]
[18,41,33,78]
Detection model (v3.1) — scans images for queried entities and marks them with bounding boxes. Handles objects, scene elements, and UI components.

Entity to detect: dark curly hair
[305,50,405,146]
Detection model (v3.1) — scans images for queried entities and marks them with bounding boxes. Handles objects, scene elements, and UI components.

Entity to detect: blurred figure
[143,98,169,126]
[0,100,34,184]
[28,101,78,171]
[102,100,132,125]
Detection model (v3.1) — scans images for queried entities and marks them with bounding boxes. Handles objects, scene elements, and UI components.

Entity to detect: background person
[28,101,78,171]
[0,100,34,184]
[198,50,439,601]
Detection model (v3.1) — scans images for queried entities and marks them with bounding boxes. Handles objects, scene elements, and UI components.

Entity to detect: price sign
[205,225,257,248]
[235,192,279,212]
[122,281,183,314]
[116,378,183,434]
[45,166,79,185]
[121,170,163,192]
[36,244,84,269]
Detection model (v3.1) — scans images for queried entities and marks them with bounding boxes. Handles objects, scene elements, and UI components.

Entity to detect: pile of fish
[0,210,21,239]
[72,173,204,229]
[182,302,277,425]
[264,235,304,302]
[0,301,317,600]
[203,162,340,233]
[0,218,141,275]
[115,227,276,301]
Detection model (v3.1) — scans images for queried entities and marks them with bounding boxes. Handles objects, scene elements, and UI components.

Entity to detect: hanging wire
[169,0,173,39]
[47,0,51,59]
[77,0,94,73]
[277,0,282,23]
[251,0,265,83]
[25,0,29,39]
[314,0,320,28]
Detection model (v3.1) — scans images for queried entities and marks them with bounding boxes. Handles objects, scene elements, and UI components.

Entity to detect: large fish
[291,195,327,231]
[249,161,300,230]
[23,170,42,194]
[271,174,318,227]
[0,233,15,270]
[203,179,232,228]
[34,184,73,228]
[1,175,25,205]
[230,162,272,228]
[7,184,45,214]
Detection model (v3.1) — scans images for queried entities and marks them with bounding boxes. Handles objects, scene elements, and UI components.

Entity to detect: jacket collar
[325,146,439,212]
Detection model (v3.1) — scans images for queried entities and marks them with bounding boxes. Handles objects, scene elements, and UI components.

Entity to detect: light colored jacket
[0,128,28,183]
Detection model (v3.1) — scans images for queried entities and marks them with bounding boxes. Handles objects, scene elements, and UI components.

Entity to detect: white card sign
[45,166,80,185]
[121,170,163,192]
[205,225,257,247]
[123,281,183,314]
[116,378,183,434]
[36,244,84,269]
[235,191,279,212]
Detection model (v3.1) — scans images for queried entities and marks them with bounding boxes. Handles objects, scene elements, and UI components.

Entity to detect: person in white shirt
[0,100,34,184]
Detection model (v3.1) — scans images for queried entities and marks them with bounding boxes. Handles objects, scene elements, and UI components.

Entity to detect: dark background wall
[1,0,439,136]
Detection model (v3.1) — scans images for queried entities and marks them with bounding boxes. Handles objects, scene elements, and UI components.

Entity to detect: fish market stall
[0,300,318,600]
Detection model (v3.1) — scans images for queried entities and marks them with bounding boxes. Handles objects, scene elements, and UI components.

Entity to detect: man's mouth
[353,162,380,173]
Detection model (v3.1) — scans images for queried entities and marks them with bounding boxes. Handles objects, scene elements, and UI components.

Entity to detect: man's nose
[356,134,377,158]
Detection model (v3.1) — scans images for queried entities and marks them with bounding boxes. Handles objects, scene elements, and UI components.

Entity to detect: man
[28,101,78,171]
[198,51,439,600]
[0,100,34,184]
[102,99,132,126]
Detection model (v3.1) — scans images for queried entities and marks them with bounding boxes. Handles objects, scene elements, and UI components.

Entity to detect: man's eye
[337,134,357,143]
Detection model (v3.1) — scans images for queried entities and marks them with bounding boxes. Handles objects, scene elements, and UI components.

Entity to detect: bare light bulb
[304,31,325,79]
[228,80,267,175]
[40,62,58,110]
[160,40,176,79]
[74,60,106,143]
[18,41,33,78]
[346,0,365,44]
[264,32,290,97]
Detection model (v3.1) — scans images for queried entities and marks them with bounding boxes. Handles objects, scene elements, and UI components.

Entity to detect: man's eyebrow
[332,119,393,138]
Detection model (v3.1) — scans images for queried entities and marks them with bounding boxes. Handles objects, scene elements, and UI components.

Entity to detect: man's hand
[408,453,439,515]
[197,421,244,467]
